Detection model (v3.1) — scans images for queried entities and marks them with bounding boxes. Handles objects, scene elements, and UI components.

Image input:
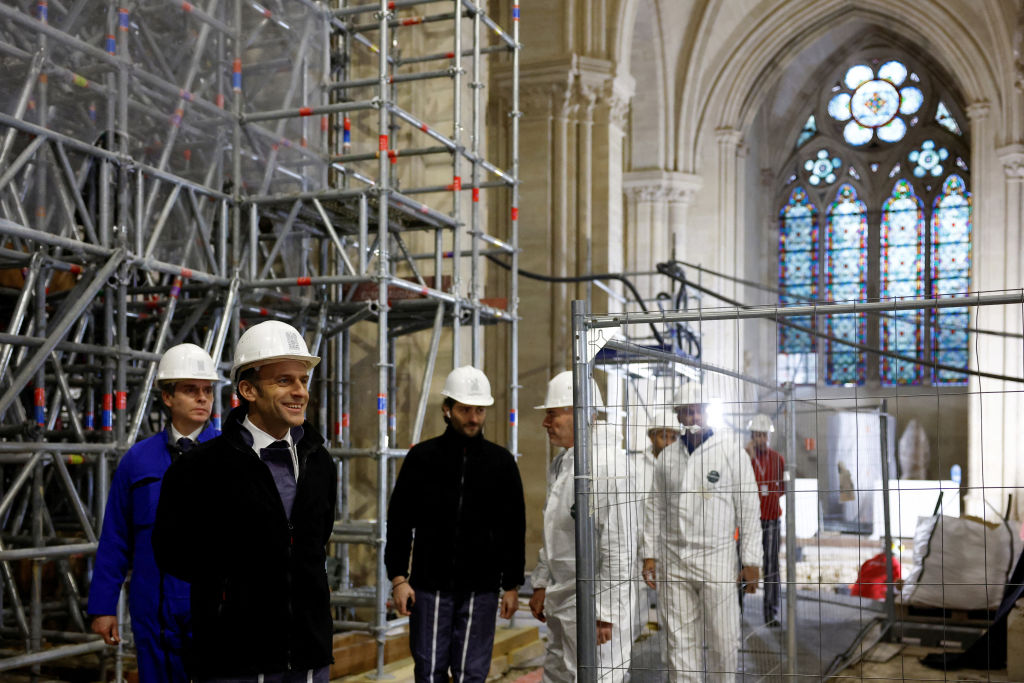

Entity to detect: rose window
[804,149,841,185]
[827,60,923,146]
[908,140,948,177]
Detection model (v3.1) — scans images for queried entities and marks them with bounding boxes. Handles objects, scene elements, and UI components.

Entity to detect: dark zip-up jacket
[384,425,525,592]
[152,407,337,678]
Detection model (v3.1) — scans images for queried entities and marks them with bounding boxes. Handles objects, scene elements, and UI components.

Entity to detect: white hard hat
[747,413,775,433]
[157,343,220,382]
[231,321,320,382]
[647,407,681,432]
[672,381,714,406]
[534,370,604,410]
[440,366,494,406]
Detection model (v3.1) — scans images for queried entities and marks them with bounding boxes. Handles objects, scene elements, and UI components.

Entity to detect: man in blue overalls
[88,343,221,682]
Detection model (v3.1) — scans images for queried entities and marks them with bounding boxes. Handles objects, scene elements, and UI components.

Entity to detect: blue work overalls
[89,425,219,683]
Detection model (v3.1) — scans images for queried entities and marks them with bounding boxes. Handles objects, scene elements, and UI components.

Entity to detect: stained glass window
[936,101,962,135]
[931,175,971,385]
[796,115,817,148]
[909,140,948,177]
[779,187,818,354]
[827,61,922,145]
[824,184,867,384]
[779,56,970,386]
[880,180,924,385]
[804,149,841,185]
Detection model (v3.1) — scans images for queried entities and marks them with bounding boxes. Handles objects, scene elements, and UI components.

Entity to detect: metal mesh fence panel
[570,292,1024,683]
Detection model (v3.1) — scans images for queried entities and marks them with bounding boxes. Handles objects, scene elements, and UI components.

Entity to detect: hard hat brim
[439,390,495,407]
[233,354,321,382]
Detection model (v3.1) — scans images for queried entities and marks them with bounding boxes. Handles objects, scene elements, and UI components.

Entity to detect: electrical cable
[485,253,667,346]
[657,260,1024,385]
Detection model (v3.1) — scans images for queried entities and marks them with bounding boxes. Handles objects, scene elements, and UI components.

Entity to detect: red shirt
[750,447,785,521]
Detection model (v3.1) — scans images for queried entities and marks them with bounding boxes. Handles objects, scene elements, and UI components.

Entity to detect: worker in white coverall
[529,371,634,683]
[630,408,681,635]
[641,382,762,683]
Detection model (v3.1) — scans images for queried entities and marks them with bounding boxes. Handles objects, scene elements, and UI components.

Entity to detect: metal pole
[879,401,897,641]
[571,300,598,683]
[411,304,445,445]
[509,0,521,457]
[373,1,392,677]
[784,384,798,679]
[450,0,463,366]
[468,0,482,365]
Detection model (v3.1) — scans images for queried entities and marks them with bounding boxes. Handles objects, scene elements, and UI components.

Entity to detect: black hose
[485,254,666,346]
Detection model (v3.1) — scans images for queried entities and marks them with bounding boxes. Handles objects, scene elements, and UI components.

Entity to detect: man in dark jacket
[153,321,336,682]
[385,365,526,683]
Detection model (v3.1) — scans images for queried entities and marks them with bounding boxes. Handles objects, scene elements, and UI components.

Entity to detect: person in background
[632,408,680,634]
[530,371,633,683]
[641,382,761,683]
[743,414,785,627]
[89,344,221,683]
[385,365,526,683]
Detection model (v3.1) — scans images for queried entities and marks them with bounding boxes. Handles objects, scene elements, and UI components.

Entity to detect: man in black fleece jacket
[385,366,526,683]
[153,321,336,682]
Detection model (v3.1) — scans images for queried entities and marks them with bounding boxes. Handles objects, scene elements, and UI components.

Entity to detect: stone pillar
[715,128,744,305]
[623,169,701,297]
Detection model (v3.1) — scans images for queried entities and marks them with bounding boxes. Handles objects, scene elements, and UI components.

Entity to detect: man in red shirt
[744,414,785,626]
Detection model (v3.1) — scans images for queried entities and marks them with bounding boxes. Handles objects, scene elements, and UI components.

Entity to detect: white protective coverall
[629,448,659,634]
[532,434,635,683]
[640,430,762,683]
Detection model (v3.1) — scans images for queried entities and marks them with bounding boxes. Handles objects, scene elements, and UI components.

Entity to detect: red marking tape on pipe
[321,115,328,132]
[180,267,193,278]
[296,276,313,286]
[472,188,480,202]
[116,391,127,411]
[379,135,388,151]
[299,107,313,117]
[452,176,462,191]
[259,307,269,316]
[342,413,350,428]
[511,207,519,220]
[69,264,82,275]
[401,17,422,26]
[182,1,193,12]
[334,421,341,436]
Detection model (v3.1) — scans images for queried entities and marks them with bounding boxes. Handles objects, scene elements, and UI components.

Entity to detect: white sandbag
[900,514,1015,610]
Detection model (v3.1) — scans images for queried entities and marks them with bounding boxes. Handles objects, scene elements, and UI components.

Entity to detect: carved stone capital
[520,84,554,120]
[715,127,743,151]
[965,100,991,121]
[623,170,702,205]
[997,143,1024,180]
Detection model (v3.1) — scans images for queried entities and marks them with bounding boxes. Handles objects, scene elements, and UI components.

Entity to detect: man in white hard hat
[743,413,785,626]
[154,321,337,682]
[641,381,761,683]
[89,343,220,683]
[385,365,525,682]
[530,370,633,683]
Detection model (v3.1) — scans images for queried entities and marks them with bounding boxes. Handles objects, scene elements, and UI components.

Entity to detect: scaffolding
[0,0,519,677]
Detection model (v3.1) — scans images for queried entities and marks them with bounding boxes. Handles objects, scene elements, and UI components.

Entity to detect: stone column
[623,169,701,297]
[715,128,744,300]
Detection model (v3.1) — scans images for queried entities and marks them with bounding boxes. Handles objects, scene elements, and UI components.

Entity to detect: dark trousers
[739,519,782,622]
[409,588,498,683]
[761,519,781,621]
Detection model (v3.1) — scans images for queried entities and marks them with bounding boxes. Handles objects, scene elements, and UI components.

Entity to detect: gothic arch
[680,0,1008,169]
